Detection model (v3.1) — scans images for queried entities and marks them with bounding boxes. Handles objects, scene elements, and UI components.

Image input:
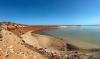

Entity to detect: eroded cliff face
[0,29,48,59]
[0,29,66,59]
[21,31,41,48]
[21,31,65,50]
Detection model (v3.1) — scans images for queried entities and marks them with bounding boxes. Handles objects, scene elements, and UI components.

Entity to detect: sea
[43,26,100,49]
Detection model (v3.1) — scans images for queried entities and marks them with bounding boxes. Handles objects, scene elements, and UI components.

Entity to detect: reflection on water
[43,26,100,49]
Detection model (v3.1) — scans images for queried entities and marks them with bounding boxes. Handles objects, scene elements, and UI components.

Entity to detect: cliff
[0,29,50,59]
[0,28,66,59]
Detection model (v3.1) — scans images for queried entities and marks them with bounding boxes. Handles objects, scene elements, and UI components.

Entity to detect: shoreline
[0,22,100,59]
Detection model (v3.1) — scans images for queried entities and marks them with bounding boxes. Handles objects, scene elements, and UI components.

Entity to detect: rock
[0,39,2,41]
[0,29,48,59]
[0,48,2,50]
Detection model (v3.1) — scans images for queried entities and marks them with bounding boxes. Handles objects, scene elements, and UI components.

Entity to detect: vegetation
[0,23,2,28]
[66,43,79,51]
[0,33,3,41]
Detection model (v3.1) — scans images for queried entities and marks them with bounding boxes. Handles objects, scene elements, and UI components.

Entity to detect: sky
[0,0,100,25]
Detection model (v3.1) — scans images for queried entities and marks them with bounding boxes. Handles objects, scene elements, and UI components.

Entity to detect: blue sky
[0,0,100,25]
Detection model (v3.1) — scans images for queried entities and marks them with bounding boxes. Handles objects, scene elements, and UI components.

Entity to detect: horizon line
[0,21,100,26]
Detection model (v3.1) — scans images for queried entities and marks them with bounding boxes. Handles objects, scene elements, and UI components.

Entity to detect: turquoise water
[43,26,100,49]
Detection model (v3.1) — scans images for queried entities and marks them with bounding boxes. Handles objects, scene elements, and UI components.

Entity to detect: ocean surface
[43,26,100,49]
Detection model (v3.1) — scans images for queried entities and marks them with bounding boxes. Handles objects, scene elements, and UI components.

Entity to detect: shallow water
[43,26,100,49]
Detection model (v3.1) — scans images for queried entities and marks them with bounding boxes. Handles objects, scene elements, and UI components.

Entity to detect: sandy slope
[0,29,65,59]
[21,31,65,51]
[0,29,48,59]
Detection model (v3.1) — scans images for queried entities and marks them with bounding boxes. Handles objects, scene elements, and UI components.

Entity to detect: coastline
[0,22,100,59]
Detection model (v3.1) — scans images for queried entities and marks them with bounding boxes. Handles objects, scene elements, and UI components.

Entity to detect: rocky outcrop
[0,28,66,59]
[0,29,48,59]
[21,31,41,48]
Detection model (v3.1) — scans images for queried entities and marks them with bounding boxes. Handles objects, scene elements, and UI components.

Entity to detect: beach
[0,22,100,59]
